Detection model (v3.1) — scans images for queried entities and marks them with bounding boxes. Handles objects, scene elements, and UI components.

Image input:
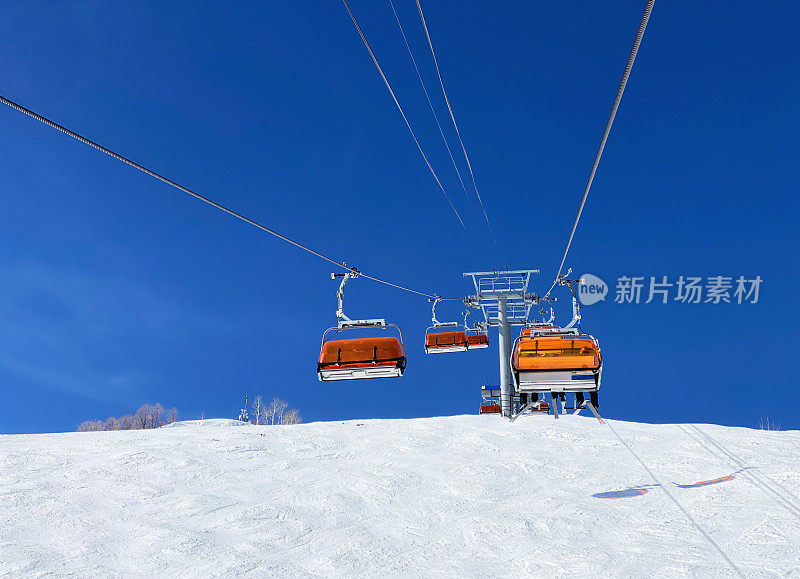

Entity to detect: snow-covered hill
[1,415,798,577]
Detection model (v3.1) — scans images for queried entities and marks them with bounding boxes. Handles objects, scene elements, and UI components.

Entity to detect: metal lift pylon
[464,269,605,423]
[463,270,539,417]
[497,296,511,416]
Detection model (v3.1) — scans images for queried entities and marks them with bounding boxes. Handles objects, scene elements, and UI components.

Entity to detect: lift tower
[463,270,540,417]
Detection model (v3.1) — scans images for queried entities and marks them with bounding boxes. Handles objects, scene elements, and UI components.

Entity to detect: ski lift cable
[416,0,505,265]
[0,94,448,300]
[544,0,655,298]
[388,0,471,206]
[342,0,479,251]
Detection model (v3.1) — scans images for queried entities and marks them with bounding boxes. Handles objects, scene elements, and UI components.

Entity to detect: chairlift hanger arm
[332,270,359,322]
[557,272,583,330]
[429,295,442,326]
[328,272,400,331]
[535,296,556,325]
[427,295,461,329]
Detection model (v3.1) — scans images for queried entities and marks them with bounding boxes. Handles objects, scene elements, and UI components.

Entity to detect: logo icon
[578,273,607,306]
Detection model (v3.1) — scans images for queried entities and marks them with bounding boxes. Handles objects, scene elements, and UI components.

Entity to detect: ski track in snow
[0,416,798,577]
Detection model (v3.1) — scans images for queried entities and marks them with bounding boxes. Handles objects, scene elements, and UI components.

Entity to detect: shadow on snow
[592,468,751,499]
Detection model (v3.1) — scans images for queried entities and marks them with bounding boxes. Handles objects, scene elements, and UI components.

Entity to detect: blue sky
[1,2,798,434]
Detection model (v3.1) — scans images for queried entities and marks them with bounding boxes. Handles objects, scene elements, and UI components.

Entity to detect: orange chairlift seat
[467,331,489,349]
[520,323,557,338]
[318,335,406,381]
[464,309,489,350]
[512,329,602,392]
[467,333,489,348]
[425,329,469,354]
[515,335,601,371]
[464,310,489,349]
[318,271,407,381]
[424,297,470,354]
[479,385,501,415]
[512,275,603,394]
[530,399,550,413]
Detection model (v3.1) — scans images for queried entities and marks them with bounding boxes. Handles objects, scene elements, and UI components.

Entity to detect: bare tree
[77,420,104,432]
[251,395,265,425]
[133,405,148,429]
[265,399,276,425]
[759,416,782,431]
[266,398,288,425]
[148,403,165,428]
[280,408,302,425]
[276,400,288,425]
[76,404,177,432]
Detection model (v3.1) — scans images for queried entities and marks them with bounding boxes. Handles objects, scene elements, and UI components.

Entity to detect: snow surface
[1,415,799,577]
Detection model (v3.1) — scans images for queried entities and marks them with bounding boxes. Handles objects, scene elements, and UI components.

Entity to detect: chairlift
[511,276,602,399]
[467,333,489,349]
[530,399,550,413]
[479,385,501,414]
[464,311,489,349]
[513,299,558,339]
[424,297,469,354]
[317,271,407,381]
[518,298,558,339]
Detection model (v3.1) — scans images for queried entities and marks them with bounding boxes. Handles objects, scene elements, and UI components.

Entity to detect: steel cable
[0,94,444,299]
[416,0,504,265]
[388,0,471,206]
[544,0,655,298]
[342,0,478,250]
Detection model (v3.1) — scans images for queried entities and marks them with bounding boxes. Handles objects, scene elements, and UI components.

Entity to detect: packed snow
[1,415,798,577]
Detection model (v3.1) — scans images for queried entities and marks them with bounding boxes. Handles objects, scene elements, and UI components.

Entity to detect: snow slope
[1,415,798,577]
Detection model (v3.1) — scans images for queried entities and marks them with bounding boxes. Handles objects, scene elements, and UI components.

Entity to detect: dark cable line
[545,0,655,298]
[342,0,479,251]
[0,94,445,299]
[388,0,471,204]
[416,0,505,266]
